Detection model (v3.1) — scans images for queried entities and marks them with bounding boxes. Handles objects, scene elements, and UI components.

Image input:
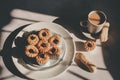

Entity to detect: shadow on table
[0,0,16,29]
[53,17,91,41]
[0,65,3,76]
[101,35,120,79]
[75,41,86,52]
[0,71,33,80]
[67,70,89,80]
[0,24,33,80]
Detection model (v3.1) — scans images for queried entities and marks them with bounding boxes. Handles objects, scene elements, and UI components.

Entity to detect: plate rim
[12,22,75,79]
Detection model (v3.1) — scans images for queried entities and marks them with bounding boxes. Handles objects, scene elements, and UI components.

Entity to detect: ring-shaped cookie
[25,45,39,58]
[84,40,96,51]
[38,28,51,40]
[37,40,50,53]
[48,47,60,58]
[36,53,49,64]
[49,34,61,47]
[27,34,39,45]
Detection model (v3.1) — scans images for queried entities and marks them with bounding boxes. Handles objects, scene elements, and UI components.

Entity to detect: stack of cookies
[24,28,61,65]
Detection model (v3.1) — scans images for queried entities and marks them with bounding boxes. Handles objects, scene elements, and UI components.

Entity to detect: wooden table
[0,9,113,80]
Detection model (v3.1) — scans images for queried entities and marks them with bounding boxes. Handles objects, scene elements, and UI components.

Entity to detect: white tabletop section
[0,9,113,80]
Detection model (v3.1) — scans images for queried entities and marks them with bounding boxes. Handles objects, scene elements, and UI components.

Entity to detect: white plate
[18,30,66,70]
[12,22,75,80]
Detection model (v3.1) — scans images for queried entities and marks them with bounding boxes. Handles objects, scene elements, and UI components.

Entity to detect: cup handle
[80,21,88,28]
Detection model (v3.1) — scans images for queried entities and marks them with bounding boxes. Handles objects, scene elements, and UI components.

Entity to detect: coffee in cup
[80,10,107,33]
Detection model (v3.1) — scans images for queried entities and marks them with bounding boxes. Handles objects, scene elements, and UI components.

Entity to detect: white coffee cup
[80,10,107,33]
